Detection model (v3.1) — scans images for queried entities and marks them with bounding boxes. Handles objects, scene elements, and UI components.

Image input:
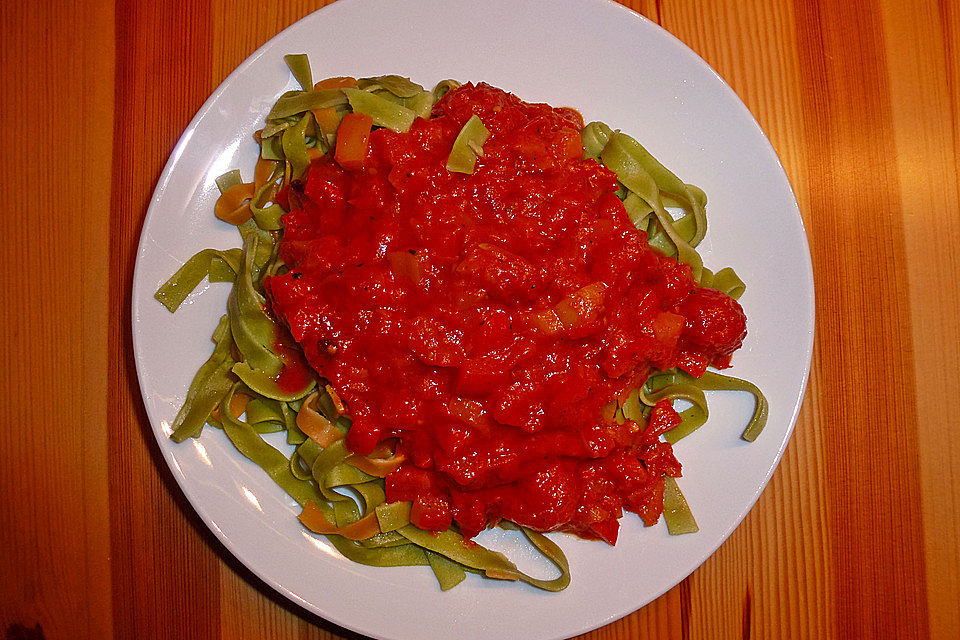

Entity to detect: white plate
[131,0,814,638]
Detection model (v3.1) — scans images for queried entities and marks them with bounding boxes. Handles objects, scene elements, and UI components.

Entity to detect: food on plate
[155,54,767,591]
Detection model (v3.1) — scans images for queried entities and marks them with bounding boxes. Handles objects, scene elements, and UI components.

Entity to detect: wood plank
[617,0,664,23]
[792,0,930,637]
[0,0,115,637]
[879,0,960,636]
[108,1,224,638]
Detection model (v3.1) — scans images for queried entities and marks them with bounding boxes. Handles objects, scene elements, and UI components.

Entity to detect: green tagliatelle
[155,54,768,592]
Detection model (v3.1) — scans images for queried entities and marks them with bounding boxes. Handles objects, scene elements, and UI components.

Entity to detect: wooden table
[2,0,958,638]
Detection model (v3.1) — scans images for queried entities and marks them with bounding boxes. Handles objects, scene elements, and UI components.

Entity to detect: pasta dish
[155,55,766,591]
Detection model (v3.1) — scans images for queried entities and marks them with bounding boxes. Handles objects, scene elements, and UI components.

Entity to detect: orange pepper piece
[313,76,357,90]
[334,112,373,171]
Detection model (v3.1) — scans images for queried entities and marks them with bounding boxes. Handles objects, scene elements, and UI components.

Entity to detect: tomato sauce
[266,83,746,543]
[273,325,315,396]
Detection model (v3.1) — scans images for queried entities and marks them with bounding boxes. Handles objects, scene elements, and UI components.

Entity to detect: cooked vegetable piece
[312,106,343,141]
[446,115,489,174]
[334,112,374,171]
[314,76,358,90]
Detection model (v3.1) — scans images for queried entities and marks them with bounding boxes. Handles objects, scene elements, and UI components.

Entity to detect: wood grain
[108,1,222,638]
[0,1,114,638]
[794,1,931,637]
[2,0,959,638]
[880,1,960,636]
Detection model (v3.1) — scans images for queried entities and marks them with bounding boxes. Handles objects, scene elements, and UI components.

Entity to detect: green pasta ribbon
[581,121,613,159]
[218,383,322,507]
[231,361,316,402]
[154,249,241,312]
[425,550,468,591]
[662,477,699,534]
[699,267,746,300]
[228,235,283,377]
[599,131,704,281]
[357,76,435,119]
[432,80,462,103]
[169,315,237,441]
[343,87,417,133]
[283,54,313,91]
[641,369,768,443]
[396,524,570,592]
[358,75,425,98]
[266,89,347,121]
[432,79,461,103]
[282,113,313,179]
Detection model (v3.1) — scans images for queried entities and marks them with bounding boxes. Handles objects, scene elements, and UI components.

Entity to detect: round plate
[131,0,814,638]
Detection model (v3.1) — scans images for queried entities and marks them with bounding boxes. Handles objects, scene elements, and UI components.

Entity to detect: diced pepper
[410,496,453,531]
[313,76,358,90]
[553,282,607,331]
[652,311,685,349]
[386,250,422,284]
[446,115,489,174]
[312,106,343,139]
[334,112,373,171]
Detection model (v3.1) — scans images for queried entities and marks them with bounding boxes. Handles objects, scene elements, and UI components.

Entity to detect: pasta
[156,54,767,591]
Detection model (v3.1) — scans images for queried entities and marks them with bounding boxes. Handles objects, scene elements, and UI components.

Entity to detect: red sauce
[266,83,746,543]
[273,326,315,395]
